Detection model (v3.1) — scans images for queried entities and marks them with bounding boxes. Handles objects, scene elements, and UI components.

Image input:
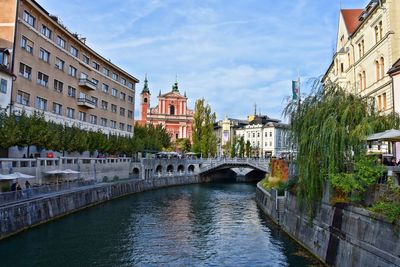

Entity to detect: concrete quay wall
[0,175,200,240]
[255,183,400,267]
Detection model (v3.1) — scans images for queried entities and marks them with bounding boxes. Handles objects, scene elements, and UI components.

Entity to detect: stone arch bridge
[131,158,269,181]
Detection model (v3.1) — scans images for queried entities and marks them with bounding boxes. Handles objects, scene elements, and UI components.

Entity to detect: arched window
[170,105,175,115]
[375,25,379,43]
[379,21,383,40]
[358,73,363,92]
[375,61,380,81]
[144,97,148,103]
[362,71,366,90]
[379,57,385,80]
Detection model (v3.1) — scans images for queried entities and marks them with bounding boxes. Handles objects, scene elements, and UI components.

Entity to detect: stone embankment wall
[0,176,200,240]
[256,183,400,267]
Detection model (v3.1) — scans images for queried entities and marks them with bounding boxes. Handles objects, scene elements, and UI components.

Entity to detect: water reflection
[0,182,321,267]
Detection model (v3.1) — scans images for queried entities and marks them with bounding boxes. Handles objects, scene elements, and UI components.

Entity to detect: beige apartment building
[322,0,400,114]
[0,0,138,136]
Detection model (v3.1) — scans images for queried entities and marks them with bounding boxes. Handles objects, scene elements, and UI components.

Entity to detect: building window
[92,78,99,86]
[102,83,109,93]
[111,120,116,129]
[90,115,97,125]
[101,100,108,110]
[111,104,117,113]
[56,36,66,49]
[127,82,134,89]
[37,72,49,87]
[92,61,100,70]
[79,111,86,122]
[112,73,118,81]
[120,107,125,116]
[67,107,75,118]
[68,65,77,77]
[80,72,88,80]
[41,25,52,39]
[39,48,50,63]
[112,88,118,97]
[127,110,133,119]
[127,125,133,133]
[23,11,35,27]
[120,92,126,101]
[119,123,125,131]
[120,78,126,85]
[53,103,62,115]
[359,71,366,92]
[379,21,383,40]
[91,96,98,107]
[383,93,387,111]
[358,40,365,59]
[101,118,107,127]
[340,63,344,73]
[128,96,134,103]
[16,90,30,106]
[270,132,272,137]
[70,46,78,57]
[102,68,109,76]
[379,57,385,80]
[0,79,7,94]
[82,55,89,64]
[19,63,32,79]
[21,36,34,53]
[54,79,63,93]
[0,51,7,66]
[170,105,175,115]
[68,86,76,98]
[55,57,65,71]
[35,97,47,111]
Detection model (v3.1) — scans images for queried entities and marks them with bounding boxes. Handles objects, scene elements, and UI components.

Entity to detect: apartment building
[236,115,289,158]
[322,0,400,114]
[214,116,248,157]
[0,0,138,136]
[0,48,15,112]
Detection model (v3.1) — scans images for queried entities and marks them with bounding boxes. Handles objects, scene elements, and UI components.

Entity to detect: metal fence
[0,180,97,206]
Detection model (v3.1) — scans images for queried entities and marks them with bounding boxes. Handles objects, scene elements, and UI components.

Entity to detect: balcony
[77,98,96,109]
[79,78,97,90]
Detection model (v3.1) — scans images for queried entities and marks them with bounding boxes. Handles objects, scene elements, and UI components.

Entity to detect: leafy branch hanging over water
[283,81,400,214]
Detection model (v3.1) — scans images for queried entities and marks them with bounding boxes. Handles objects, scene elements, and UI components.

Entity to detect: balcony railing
[77,98,96,109]
[79,78,97,90]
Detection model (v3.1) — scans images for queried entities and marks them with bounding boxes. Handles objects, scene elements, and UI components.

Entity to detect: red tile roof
[341,9,363,35]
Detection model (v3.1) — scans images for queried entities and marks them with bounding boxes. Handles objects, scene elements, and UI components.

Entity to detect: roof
[341,9,363,35]
[388,58,400,76]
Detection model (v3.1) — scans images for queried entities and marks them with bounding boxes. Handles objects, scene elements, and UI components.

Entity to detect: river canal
[0,182,320,266]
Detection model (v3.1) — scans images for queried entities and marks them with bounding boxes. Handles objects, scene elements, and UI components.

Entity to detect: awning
[0,172,35,180]
[367,129,400,142]
[44,169,80,175]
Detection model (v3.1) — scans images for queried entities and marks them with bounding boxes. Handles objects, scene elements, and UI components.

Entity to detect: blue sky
[38,0,368,121]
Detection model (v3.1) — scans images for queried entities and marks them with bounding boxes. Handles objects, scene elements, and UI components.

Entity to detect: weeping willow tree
[284,80,400,214]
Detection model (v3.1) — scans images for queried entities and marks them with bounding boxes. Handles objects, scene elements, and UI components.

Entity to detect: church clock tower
[140,75,150,122]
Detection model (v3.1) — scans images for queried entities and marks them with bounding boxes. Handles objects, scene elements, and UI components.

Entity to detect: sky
[38,0,369,121]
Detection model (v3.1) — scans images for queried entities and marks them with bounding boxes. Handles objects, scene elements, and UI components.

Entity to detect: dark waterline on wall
[0,182,321,266]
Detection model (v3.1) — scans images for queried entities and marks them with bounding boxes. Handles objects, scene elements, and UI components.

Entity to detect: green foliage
[283,81,400,214]
[369,202,400,224]
[369,178,400,223]
[238,137,245,158]
[0,112,171,156]
[245,140,251,158]
[192,99,217,157]
[113,175,119,181]
[102,176,109,183]
[230,137,237,158]
[175,138,191,153]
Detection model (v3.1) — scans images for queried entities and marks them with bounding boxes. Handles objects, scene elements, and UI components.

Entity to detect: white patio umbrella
[367,129,400,142]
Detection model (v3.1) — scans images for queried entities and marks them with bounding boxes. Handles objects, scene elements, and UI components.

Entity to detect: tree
[238,137,245,158]
[245,140,251,158]
[176,138,191,153]
[230,137,237,158]
[283,81,400,214]
[192,99,217,157]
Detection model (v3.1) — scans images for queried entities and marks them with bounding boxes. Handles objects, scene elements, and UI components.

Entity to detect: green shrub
[113,175,119,181]
[102,176,108,183]
[1,185,10,192]
[369,202,400,224]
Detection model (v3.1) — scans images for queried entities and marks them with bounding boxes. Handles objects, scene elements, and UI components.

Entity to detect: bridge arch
[132,167,140,175]
[188,165,195,172]
[167,164,174,173]
[177,164,185,173]
[156,165,163,174]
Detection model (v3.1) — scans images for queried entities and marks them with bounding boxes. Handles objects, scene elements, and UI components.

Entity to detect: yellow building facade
[323,0,400,114]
